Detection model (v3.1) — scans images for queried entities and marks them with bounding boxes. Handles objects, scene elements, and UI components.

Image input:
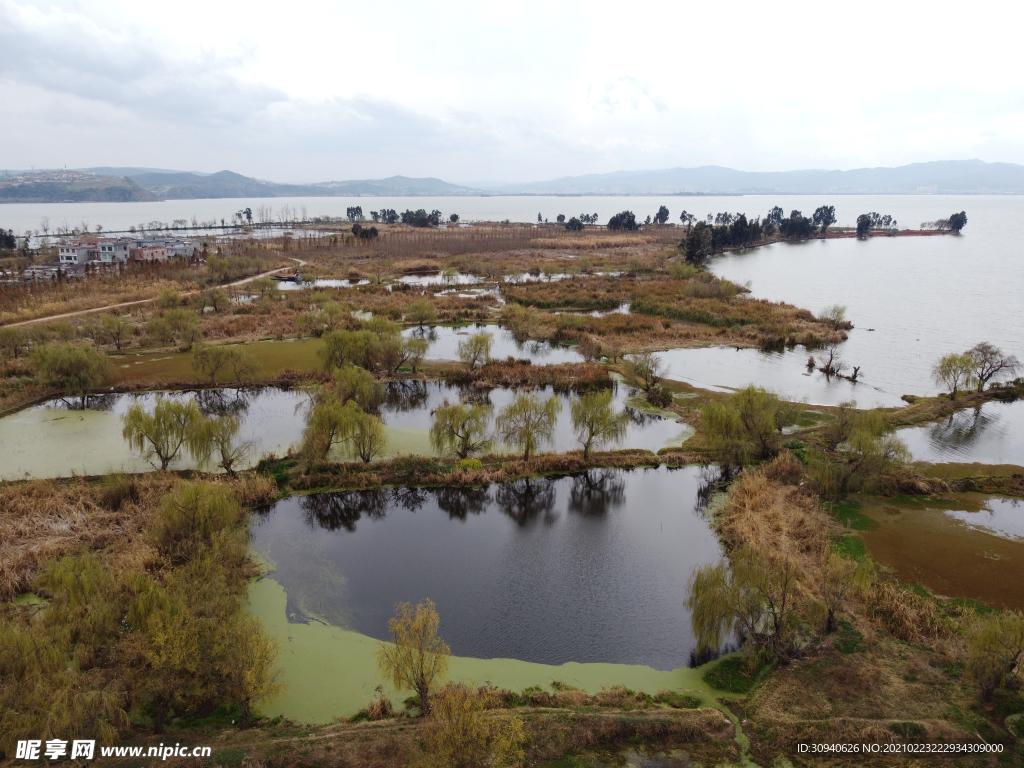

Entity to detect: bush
[647,386,673,408]
[99,473,140,511]
[702,656,768,694]
[458,458,483,470]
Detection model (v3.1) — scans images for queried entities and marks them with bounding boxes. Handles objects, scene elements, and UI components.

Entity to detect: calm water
[0,379,690,479]
[860,495,1024,610]
[3,192,1000,236]
[900,400,1024,464]
[709,197,1024,402]
[403,324,584,365]
[659,347,901,408]
[251,466,724,669]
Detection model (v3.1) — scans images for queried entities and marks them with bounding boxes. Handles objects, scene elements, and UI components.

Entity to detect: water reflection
[436,486,492,520]
[49,393,120,411]
[900,400,1024,464]
[300,490,388,533]
[495,477,558,526]
[194,387,254,419]
[251,467,725,668]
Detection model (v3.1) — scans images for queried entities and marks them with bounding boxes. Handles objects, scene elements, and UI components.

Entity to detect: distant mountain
[0,173,155,203]
[79,166,210,177]
[128,171,483,199]
[493,160,1024,195]
[6,160,1024,204]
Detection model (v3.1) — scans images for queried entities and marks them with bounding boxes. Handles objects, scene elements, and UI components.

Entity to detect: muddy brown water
[858,494,1024,610]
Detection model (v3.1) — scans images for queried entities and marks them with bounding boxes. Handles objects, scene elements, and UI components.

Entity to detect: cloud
[0,0,285,123]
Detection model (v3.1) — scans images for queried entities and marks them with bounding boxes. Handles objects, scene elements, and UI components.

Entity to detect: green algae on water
[247,577,726,724]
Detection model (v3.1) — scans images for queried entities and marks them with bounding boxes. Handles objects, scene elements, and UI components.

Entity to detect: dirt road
[4,258,307,328]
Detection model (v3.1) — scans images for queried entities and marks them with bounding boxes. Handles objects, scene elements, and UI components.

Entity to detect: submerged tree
[407,299,438,327]
[376,599,450,716]
[570,389,627,459]
[495,393,562,460]
[429,400,492,459]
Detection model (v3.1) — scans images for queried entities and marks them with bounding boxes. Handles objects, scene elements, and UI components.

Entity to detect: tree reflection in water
[392,487,428,512]
[436,486,492,520]
[928,407,994,451]
[567,470,626,517]
[694,464,731,518]
[194,387,254,419]
[301,490,388,532]
[53,393,121,411]
[384,381,429,412]
[495,477,557,526]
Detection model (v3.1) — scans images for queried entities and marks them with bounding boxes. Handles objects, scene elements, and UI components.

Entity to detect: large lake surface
[251,466,723,670]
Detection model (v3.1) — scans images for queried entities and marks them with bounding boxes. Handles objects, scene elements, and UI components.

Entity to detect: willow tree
[30,342,115,405]
[193,415,251,476]
[932,352,976,399]
[218,616,282,729]
[298,399,359,469]
[376,599,450,716]
[457,332,493,370]
[966,611,1024,700]
[348,412,388,464]
[121,396,207,470]
[407,299,438,327]
[686,548,801,663]
[495,393,562,460]
[423,683,526,768]
[570,389,627,459]
[429,400,492,459]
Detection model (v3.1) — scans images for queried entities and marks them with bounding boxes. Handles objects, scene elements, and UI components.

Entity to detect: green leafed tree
[570,389,627,459]
[407,298,438,327]
[30,342,115,404]
[376,599,450,717]
[457,332,493,370]
[121,396,208,470]
[429,400,492,459]
[932,352,976,399]
[495,393,562,460]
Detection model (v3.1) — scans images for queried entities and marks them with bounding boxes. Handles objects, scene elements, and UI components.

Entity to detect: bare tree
[967,342,1020,392]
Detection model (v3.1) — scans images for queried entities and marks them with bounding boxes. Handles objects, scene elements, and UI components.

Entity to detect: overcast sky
[2,0,1023,184]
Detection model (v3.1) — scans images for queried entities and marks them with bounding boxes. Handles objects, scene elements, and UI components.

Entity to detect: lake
[251,466,723,670]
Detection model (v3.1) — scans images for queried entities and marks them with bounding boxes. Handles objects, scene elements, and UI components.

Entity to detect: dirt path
[4,258,307,329]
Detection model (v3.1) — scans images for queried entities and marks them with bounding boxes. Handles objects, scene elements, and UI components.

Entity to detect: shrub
[458,458,483,471]
[647,385,673,408]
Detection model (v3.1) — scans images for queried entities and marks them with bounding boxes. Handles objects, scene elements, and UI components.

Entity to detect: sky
[2,0,1024,184]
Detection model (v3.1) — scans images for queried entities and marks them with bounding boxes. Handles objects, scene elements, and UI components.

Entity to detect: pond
[248,466,727,721]
[252,467,720,667]
[0,379,691,479]
[899,399,1024,465]
[403,324,585,365]
[857,494,1024,610]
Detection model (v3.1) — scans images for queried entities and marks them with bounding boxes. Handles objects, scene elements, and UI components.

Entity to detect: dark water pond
[899,400,1024,465]
[251,466,724,670]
